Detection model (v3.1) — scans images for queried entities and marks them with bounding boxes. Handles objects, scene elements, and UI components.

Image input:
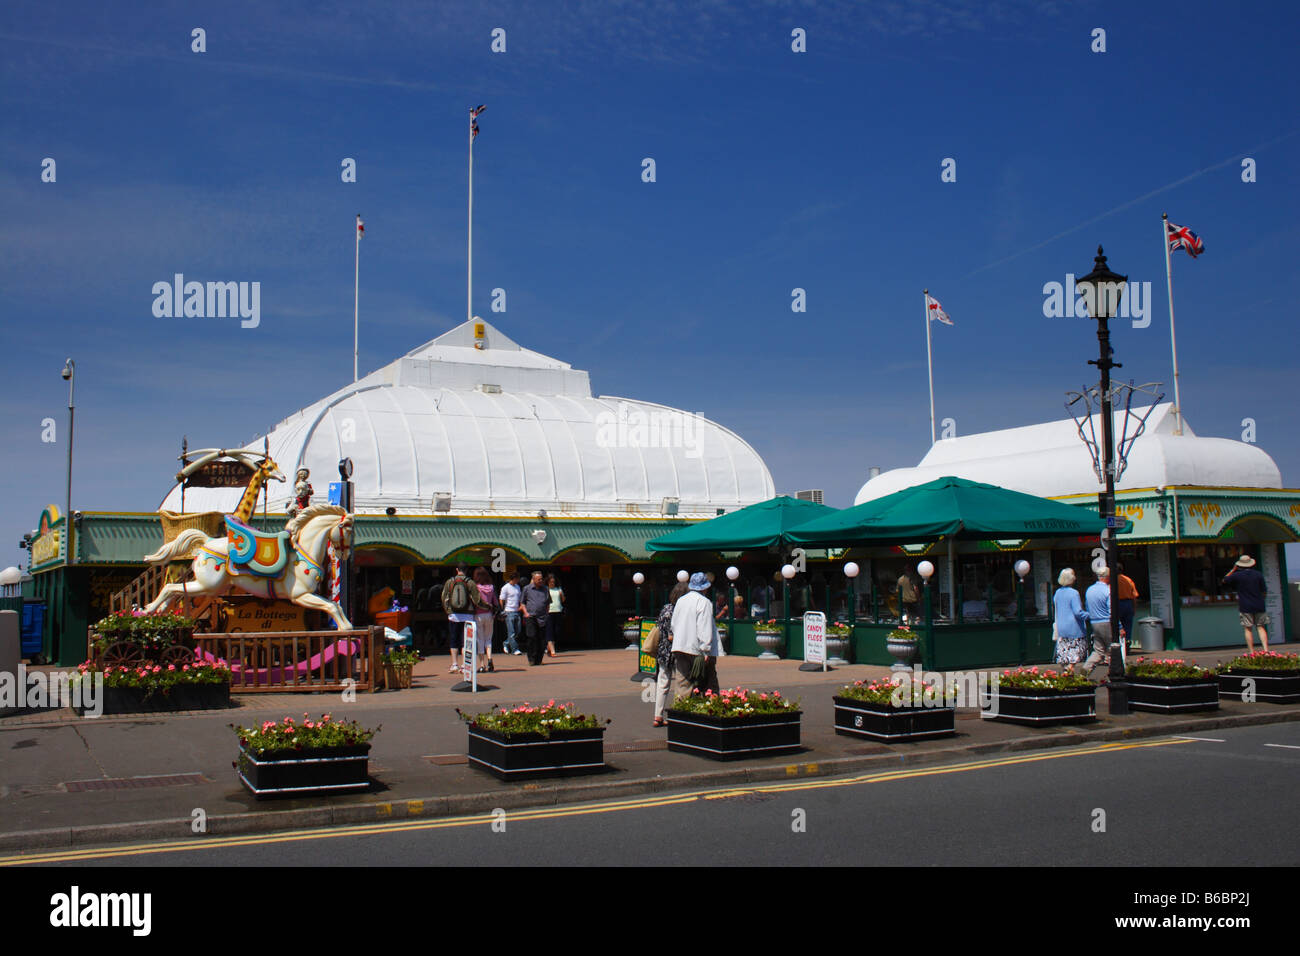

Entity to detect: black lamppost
[1075,246,1129,716]
[61,358,75,564]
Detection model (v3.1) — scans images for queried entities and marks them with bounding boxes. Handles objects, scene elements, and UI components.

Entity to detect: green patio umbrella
[786,476,1110,545]
[645,495,837,552]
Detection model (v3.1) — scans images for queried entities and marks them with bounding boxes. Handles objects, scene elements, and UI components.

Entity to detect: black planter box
[237,744,371,798]
[1218,669,1300,704]
[82,682,231,716]
[1126,675,1219,713]
[982,685,1097,725]
[467,726,607,781]
[833,697,956,741]
[665,709,802,760]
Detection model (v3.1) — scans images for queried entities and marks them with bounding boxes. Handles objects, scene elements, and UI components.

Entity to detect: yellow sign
[225,600,307,632]
[32,530,61,566]
[638,619,658,675]
[31,505,63,567]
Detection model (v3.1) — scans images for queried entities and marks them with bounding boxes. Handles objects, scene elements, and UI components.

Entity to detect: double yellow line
[1,737,1188,865]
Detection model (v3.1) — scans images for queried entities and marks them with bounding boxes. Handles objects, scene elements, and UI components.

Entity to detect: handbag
[643,624,660,656]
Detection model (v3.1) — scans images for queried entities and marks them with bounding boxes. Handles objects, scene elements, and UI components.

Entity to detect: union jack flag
[470,104,485,140]
[1166,220,1204,258]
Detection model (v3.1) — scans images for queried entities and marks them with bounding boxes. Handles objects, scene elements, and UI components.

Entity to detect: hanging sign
[184,459,251,489]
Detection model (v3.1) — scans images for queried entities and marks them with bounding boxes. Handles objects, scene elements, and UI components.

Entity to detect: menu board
[1147,544,1174,626]
[1260,544,1286,639]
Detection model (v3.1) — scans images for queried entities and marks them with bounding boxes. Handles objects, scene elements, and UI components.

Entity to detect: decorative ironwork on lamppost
[1074,245,1130,716]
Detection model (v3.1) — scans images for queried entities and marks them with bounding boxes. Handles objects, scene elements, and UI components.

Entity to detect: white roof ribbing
[855,403,1283,504]
[161,320,775,516]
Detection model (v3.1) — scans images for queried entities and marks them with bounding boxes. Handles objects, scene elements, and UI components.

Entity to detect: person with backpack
[441,563,488,673]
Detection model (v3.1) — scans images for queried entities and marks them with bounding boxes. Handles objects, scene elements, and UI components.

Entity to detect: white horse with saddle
[143,504,355,629]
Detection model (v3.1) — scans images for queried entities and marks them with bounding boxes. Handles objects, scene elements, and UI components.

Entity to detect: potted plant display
[461,701,609,781]
[1217,651,1300,704]
[75,658,232,715]
[234,714,378,798]
[665,686,801,760]
[753,619,784,659]
[982,666,1097,725]
[91,608,198,667]
[382,647,421,689]
[833,675,956,742]
[622,616,642,648]
[825,621,852,662]
[885,625,920,670]
[1126,657,1219,713]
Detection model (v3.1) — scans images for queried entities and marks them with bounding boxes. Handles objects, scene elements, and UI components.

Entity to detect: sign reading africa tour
[184,459,252,489]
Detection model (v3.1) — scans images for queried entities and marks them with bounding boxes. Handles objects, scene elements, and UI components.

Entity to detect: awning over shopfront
[645,495,837,552]
[788,476,1110,545]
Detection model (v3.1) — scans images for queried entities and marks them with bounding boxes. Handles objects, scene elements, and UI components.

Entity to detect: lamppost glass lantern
[1074,246,1128,321]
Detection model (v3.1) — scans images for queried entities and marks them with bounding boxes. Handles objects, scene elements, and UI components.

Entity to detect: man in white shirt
[499,571,523,655]
[670,572,724,701]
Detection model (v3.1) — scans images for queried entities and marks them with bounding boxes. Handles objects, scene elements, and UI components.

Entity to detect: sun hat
[688,572,710,591]
[1235,555,1257,568]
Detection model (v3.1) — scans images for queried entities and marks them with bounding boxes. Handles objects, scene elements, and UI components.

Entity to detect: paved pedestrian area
[1,646,1294,852]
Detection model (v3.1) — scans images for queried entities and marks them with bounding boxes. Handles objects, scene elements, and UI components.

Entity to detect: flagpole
[924,289,936,445]
[353,214,360,383]
[467,111,474,325]
[1161,213,1183,435]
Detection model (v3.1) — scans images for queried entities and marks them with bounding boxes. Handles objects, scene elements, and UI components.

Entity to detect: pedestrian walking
[499,570,523,656]
[653,583,690,727]
[1222,554,1270,652]
[441,563,488,673]
[1115,561,1139,645]
[670,572,723,702]
[520,570,550,665]
[473,567,499,673]
[1051,568,1089,673]
[1080,566,1112,678]
[545,573,565,657]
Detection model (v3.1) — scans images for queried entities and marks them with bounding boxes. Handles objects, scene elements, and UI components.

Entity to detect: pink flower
[167,664,176,672]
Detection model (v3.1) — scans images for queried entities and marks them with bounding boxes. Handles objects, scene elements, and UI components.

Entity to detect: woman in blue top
[1052,568,1089,673]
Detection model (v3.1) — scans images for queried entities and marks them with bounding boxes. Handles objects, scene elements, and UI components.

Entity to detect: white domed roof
[0,566,22,586]
[856,404,1282,504]
[162,321,775,516]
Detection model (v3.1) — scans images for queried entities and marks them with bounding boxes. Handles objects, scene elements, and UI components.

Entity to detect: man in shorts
[1222,554,1270,653]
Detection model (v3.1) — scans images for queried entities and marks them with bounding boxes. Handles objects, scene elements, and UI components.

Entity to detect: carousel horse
[142,504,355,629]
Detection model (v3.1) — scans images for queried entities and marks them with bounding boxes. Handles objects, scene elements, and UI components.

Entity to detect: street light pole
[1078,246,1129,715]
[61,358,75,565]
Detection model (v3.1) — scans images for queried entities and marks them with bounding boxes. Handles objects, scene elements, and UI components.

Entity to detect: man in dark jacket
[520,570,551,665]
[1223,554,1269,653]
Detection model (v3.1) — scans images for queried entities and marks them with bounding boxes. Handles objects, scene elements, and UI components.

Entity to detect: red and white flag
[926,293,953,326]
[356,214,364,238]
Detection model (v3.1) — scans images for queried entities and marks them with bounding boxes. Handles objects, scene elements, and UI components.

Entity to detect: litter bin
[1136,617,1165,652]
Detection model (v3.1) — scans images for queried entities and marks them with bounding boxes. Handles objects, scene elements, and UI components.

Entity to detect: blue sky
[3,0,1299,570]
